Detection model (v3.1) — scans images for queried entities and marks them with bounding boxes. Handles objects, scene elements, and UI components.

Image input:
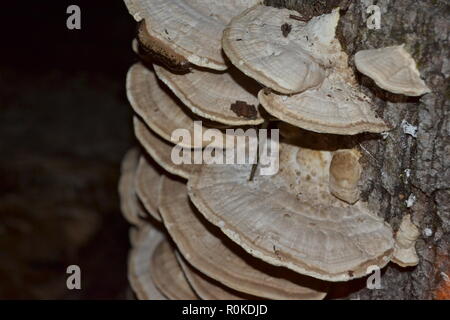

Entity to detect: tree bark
[265,0,449,299]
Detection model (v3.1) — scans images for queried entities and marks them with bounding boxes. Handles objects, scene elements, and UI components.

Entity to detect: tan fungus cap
[159,175,328,298]
[124,0,261,70]
[188,142,394,281]
[355,45,431,96]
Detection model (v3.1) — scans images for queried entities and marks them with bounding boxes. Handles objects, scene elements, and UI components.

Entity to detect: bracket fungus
[119,0,415,300]
[151,240,199,300]
[153,64,264,126]
[329,149,362,204]
[118,148,148,226]
[223,5,388,135]
[134,156,163,222]
[127,63,227,147]
[176,253,252,300]
[392,215,420,267]
[128,225,167,300]
[133,116,197,179]
[223,5,330,94]
[136,21,191,72]
[355,45,431,96]
[159,175,328,299]
[188,142,394,281]
[258,73,389,135]
[124,0,260,70]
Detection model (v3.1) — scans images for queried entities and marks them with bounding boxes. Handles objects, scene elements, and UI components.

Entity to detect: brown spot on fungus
[230,100,258,120]
[281,23,292,37]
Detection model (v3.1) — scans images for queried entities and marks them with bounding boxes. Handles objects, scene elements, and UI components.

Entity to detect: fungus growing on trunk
[188,142,394,282]
[127,225,167,300]
[391,214,420,267]
[355,45,431,96]
[159,175,328,299]
[127,63,226,147]
[118,148,148,226]
[153,64,264,126]
[223,5,327,94]
[223,5,388,135]
[124,0,260,70]
[119,1,422,300]
[151,240,199,300]
[258,72,389,134]
[133,116,197,179]
[176,253,254,300]
[134,156,163,222]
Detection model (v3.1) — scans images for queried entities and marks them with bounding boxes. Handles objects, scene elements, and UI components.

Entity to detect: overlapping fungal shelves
[120,0,433,300]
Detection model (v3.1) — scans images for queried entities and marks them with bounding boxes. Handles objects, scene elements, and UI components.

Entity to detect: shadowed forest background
[0,1,136,298]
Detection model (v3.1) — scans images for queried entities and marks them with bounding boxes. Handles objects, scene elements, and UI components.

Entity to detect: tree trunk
[265,0,449,300]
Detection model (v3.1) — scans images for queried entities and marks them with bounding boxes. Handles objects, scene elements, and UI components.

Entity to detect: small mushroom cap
[153,64,264,126]
[355,45,431,96]
[127,63,227,148]
[392,214,420,267]
[151,240,199,300]
[329,149,362,204]
[222,6,346,94]
[133,116,197,179]
[134,156,163,222]
[127,224,167,300]
[258,72,389,135]
[118,148,148,226]
[124,0,260,70]
[188,142,394,281]
[159,175,328,299]
[176,253,252,300]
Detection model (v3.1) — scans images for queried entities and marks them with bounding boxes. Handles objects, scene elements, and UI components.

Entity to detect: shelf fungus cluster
[120,1,425,300]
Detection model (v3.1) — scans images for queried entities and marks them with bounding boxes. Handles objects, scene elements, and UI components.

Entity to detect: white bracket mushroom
[392,214,420,267]
[222,5,389,135]
[355,45,431,96]
[124,0,261,70]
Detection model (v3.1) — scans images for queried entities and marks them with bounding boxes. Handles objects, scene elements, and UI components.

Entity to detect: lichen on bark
[265,0,449,299]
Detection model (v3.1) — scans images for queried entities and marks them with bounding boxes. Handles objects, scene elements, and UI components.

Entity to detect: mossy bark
[266,0,449,299]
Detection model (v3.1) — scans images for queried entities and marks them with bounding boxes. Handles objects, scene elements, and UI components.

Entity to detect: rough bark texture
[265,0,449,299]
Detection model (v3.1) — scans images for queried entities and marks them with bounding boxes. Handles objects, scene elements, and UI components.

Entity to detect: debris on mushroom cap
[329,149,362,204]
[151,240,199,300]
[127,224,167,300]
[355,45,431,96]
[153,64,264,126]
[118,148,148,226]
[159,175,328,298]
[222,6,348,94]
[133,116,197,179]
[127,63,226,148]
[134,156,163,222]
[258,72,389,135]
[392,214,420,267]
[187,142,394,282]
[123,0,261,70]
[176,252,254,300]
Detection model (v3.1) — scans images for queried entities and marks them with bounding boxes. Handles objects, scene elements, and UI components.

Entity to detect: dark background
[0,1,137,298]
